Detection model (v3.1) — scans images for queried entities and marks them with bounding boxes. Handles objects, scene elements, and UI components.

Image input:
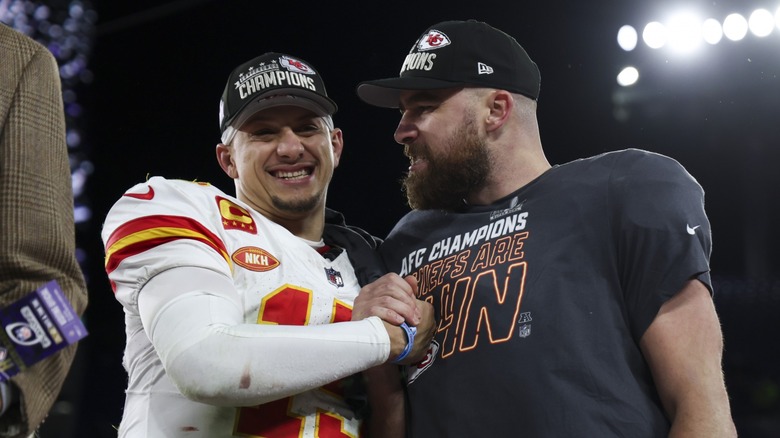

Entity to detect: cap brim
[230,88,336,129]
[222,92,336,144]
[357,77,466,108]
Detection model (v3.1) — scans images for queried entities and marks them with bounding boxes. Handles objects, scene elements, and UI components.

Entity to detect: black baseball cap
[219,52,338,144]
[357,20,540,108]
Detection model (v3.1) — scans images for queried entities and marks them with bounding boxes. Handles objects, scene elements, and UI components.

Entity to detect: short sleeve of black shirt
[609,149,712,342]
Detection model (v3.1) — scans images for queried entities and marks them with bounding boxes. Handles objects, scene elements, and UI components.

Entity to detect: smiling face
[217,105,342,223]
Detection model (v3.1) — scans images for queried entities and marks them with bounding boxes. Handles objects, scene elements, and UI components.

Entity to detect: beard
[270,193,321,214]
[402,115,491,210]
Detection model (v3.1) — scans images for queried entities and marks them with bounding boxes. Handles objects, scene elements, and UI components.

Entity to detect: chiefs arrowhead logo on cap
[417,29,451,51]
[279,55,315,75]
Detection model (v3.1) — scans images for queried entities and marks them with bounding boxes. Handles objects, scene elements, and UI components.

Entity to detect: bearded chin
[270,194,321,213]
[403,125,490,210]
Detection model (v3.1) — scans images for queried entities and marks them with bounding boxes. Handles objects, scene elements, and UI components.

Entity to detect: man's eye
[403,106,432,117]
[296,125,321,135]
[250,130,274,137]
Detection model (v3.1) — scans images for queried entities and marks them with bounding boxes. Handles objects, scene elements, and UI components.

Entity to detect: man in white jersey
[102,52,434,437]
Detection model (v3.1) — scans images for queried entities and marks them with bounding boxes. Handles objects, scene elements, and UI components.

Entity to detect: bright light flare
[702,18,724,44]
[667,12,703,53]
[643,21,667,49]
[777,7,780,31]
[617,66,640,87]
[723,13,749,41]
[749,9,775,37]
[617,25,638,51]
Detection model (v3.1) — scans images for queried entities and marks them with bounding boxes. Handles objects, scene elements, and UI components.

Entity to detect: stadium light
[617,66,639,86]
[702,18,724,44]
[723,13,749,41]
[643,21,667,49]
[617,25,638,51]
[749,8,775,37]
[613,3,780,113]
[620,3,780,54]
[777,6,780,30]
[667,12,704,53]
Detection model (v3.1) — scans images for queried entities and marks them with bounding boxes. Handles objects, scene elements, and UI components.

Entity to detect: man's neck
[466,160,551,205]
[268,210,326,242]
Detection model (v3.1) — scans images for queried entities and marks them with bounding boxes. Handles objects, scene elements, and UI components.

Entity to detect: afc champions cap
[219,52,337,144]
[356,20,540,108]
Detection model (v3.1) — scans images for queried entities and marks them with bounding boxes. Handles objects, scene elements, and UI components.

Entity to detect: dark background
[23,0,780,436]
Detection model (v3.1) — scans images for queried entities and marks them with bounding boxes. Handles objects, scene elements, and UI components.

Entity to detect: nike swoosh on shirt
[123,186,155,200]
[686,224,700,235]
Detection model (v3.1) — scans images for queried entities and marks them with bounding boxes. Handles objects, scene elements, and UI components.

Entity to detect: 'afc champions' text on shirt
[396,210,532,358]
[399,211,529,279]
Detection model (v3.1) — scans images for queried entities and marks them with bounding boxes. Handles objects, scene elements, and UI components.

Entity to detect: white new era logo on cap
[478,62,494,75]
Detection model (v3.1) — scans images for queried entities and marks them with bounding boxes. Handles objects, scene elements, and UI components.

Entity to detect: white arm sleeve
[138,266,391,407]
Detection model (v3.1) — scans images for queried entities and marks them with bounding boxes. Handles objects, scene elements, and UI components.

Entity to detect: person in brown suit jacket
[0,23,88,437]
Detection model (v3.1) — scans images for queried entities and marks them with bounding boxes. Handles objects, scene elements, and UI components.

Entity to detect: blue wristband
[392,322,417,363]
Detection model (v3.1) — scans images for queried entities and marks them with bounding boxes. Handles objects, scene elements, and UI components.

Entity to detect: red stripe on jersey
[104,215,231,275]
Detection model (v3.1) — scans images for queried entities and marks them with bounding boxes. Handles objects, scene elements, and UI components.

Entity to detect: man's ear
[216,143,238,179]
[485,90,513,132]
[330,128,344,168]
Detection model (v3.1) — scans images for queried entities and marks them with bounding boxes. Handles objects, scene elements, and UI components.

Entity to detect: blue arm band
[392,322,417,364]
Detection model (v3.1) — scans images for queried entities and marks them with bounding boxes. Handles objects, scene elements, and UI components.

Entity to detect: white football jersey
[103,177,369,437]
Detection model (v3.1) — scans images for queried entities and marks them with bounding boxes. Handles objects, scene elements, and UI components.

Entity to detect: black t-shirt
[379,149,712,437]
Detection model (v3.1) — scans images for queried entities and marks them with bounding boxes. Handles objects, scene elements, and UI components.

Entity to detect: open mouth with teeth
[273,168,313,180]
[408,156,428,173]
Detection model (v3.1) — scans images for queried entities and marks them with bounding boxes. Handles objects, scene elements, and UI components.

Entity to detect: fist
[352,273,420,325]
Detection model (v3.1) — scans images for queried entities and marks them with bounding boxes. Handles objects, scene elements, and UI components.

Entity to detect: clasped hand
[352,273,435,365]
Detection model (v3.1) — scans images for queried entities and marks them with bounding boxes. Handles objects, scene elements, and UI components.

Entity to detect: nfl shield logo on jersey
[518,324,531,338]
[517,311,532,338]
[324,267,344,288]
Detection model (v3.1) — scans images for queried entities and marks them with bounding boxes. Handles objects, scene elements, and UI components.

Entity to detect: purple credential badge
[0,280,87,382]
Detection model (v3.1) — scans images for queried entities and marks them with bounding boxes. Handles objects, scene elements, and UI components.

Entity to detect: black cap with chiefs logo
[219,52,337,144]
[356,20,540,108]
